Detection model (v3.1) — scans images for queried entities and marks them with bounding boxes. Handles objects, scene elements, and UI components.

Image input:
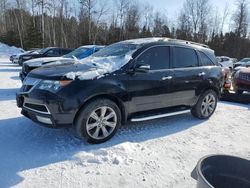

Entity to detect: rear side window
[136,46,170,70]
[173,47,198,68]
[199,52,214,66]
[46,49,60,56]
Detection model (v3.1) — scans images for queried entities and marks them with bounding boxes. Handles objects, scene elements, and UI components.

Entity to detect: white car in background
[216,56,235,71]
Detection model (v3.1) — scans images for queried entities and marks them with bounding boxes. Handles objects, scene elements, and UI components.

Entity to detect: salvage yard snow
[0,42,23,57]
[0,58,250,188]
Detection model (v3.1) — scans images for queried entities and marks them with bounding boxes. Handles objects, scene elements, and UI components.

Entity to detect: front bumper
[16,91,76,128]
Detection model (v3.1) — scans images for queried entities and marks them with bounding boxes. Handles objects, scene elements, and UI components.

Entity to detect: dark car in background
[16,38,223,143]
[233,67,250,94]
[17,47,73,66]
[234,58,250,68]
[19,45,105,81]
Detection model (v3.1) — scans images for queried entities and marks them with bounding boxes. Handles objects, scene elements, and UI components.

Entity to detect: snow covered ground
[0,43,23,57]
[0,58,249,188]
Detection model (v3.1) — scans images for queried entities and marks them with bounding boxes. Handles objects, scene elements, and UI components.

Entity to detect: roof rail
[166,38,209,48]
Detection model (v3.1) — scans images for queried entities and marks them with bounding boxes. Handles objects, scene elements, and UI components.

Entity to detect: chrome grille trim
[23,102,51,115]
[240,73,250,81]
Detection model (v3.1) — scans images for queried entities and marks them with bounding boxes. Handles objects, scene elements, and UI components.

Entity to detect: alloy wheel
[201,94,216,117]
[86,106,117,140]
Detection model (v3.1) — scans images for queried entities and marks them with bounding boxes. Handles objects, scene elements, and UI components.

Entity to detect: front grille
[239,73,250,81]
[24,102,50,114]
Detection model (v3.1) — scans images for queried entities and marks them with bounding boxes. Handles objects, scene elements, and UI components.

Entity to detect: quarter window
[173,47,198,68]
[199,52,214,66]
[136,46,170,70]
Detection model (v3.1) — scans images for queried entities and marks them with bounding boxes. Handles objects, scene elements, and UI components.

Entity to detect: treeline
[0,0,250,59]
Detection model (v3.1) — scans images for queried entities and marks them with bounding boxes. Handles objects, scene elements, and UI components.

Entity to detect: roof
[120,37,210,49]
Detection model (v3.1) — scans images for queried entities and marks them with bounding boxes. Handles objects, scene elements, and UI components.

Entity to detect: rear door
[170,47,205,106]
[128,46,174,113]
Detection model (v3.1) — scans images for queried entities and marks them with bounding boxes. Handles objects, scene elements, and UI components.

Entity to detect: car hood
[24,57,68,67]
[240,67,250,74]
[29,63,95,80]
[29,55,133,80]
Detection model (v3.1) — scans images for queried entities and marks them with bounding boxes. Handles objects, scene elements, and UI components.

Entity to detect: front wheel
[75,99,121,144]
[191,90,218,119]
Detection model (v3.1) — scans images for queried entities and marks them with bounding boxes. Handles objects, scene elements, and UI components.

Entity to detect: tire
[75,99,121,144]
[191,90,218,119]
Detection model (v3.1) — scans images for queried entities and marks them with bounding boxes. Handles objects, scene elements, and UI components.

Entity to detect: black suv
[17,47,73,66]
[16,38,223,143]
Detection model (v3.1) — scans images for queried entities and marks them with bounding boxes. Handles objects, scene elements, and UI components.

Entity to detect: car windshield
[92,43,139,57]
[63,47,90,59]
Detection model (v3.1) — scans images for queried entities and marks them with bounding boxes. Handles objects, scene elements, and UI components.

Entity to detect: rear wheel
[75,99,121,144]
[191,90,218,119]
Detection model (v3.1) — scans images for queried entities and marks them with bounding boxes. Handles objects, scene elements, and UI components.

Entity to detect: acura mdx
[16,38,224,143]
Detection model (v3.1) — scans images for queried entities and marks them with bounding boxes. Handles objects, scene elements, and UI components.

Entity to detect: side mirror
[134,64,150,73]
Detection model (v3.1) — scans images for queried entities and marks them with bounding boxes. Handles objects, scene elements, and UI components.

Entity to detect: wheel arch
[73,94,127,126]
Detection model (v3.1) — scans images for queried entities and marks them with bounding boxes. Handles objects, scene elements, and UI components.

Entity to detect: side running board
[130,110,190,122]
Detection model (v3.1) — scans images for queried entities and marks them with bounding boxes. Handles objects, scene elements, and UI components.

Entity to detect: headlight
[37,80,72,92]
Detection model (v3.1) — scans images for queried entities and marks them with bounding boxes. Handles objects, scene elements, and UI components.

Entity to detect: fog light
[36,116,52,124]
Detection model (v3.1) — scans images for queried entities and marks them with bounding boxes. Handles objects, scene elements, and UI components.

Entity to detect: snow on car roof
[120,37,166,45]
[80,45,106,48]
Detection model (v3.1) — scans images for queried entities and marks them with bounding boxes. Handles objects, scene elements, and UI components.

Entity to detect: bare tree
[92,1,108,43]
[221,3,230,33]
[79,0,95,43]
[182,0,211,41]
[0,0,8,33]
[142,3,154,29]
[115,0,130,40]
[36,0,51,47]
[124,2,140,39]
[233,0,249,37]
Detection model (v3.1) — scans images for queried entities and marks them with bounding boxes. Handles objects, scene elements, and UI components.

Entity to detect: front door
[127,46,173,113]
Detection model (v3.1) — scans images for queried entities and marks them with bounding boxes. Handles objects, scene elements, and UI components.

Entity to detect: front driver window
[136,46,170,70]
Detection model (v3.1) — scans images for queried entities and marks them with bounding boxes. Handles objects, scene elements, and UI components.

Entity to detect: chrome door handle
[162,76,173,80]
[198,72,206,76]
